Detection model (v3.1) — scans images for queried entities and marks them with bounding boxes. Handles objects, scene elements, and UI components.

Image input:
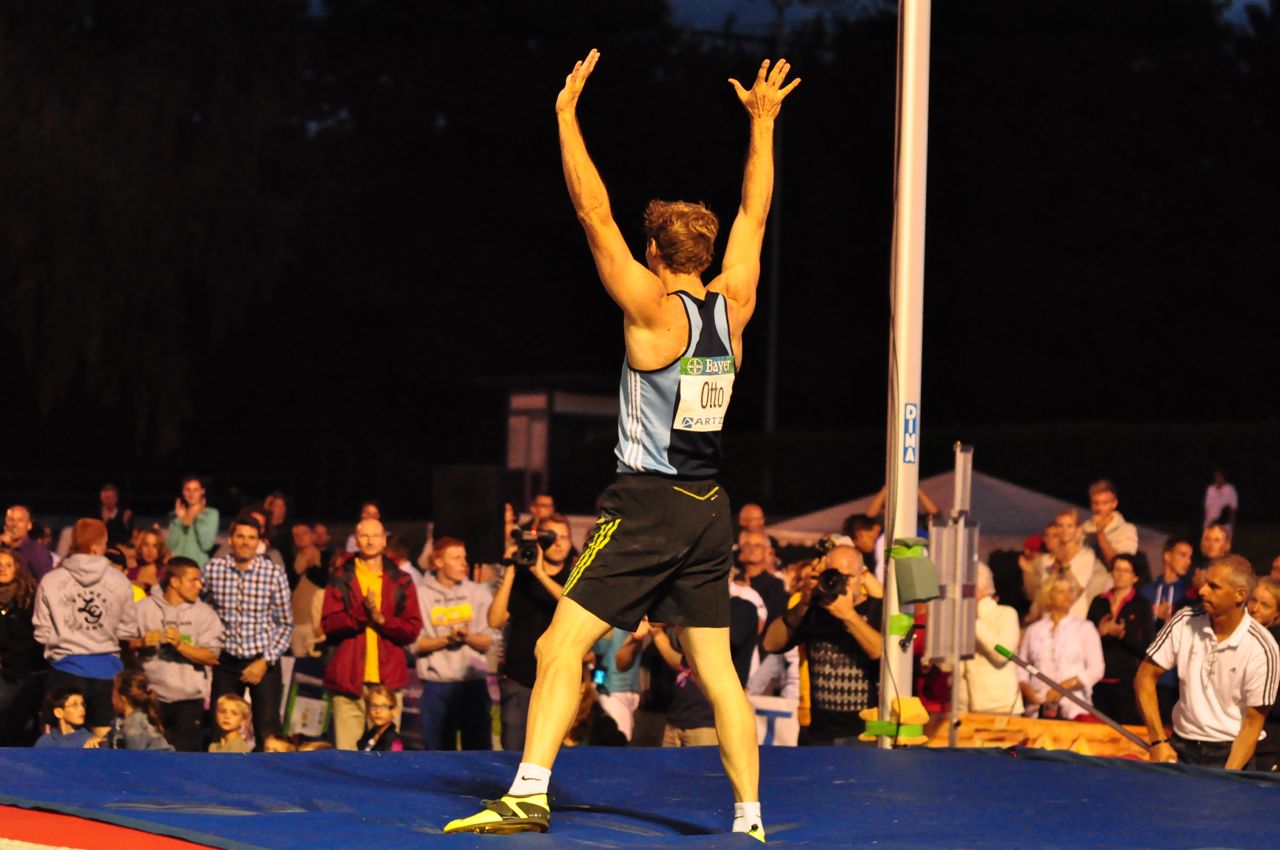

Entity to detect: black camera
[811,568,850,608]
[815,536,837,555]
[509,528,557,568]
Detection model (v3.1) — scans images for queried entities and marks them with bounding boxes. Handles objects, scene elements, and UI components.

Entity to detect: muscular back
[555,51,797,379]
[624,279,748,372]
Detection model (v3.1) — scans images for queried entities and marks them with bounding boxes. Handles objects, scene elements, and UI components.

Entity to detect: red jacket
[321,561,423,698]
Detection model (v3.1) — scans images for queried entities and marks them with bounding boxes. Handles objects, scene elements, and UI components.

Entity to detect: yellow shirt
[354,558,384,684]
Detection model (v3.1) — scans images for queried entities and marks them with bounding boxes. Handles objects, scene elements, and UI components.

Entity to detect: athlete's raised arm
[556,49,665,326]
[709,58,800,333]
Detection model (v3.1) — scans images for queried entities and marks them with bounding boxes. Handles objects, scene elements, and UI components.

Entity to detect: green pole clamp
[863,719,925,738]
[888,540,927,560]
[887,612,914,637]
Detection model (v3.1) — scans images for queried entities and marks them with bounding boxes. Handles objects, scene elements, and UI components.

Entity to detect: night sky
[1,0,1276,524]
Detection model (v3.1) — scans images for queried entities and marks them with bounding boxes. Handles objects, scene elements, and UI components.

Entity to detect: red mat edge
[0,802,247,850]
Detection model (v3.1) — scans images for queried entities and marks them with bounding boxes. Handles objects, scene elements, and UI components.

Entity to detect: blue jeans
[1171,732,1252,769]
[499,678,532,752]
[419,679,492,751]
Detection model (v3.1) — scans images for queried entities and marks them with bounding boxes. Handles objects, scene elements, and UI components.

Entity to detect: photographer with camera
[488,514,573,751]
[762,544,882,745]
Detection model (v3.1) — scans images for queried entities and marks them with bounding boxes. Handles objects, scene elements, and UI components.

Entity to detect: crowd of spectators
[0,472,1277,772]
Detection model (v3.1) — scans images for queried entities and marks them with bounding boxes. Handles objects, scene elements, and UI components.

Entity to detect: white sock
[733,801,763,833]
[507,762,551,797]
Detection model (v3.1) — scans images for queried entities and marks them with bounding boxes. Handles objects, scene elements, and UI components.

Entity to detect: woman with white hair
[958,564,1024,714]
[1017,573,1105,719]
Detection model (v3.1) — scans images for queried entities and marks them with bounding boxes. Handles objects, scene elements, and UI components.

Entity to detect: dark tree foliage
[0,0,1275,515]
[0,1,307,453]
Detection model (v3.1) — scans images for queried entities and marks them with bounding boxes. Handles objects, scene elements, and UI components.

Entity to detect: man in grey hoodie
[133,557,224,751]
[415,536,498,750]
[32,518,140,736]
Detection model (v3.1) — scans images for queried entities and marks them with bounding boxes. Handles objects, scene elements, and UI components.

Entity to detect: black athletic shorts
[563,474,732,631]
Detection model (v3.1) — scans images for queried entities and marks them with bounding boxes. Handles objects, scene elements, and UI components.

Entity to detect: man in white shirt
[1203,469,1238,530]
[1136,555,1279,769]
[1051,509,1111,620]
[1081,480,1138,566]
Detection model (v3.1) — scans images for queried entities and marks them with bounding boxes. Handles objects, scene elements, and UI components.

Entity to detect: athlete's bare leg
[680,625,759,803]
[522,596,613,769]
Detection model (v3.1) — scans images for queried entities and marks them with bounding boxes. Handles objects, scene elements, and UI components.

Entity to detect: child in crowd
[263,733,298,752]
[356,684,403,752]
[298,740,333,751]
[209,694,252,753]
[111,669,175,750]
[34,688,104,749]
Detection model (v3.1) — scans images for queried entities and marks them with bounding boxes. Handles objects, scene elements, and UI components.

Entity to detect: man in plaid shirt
[202,515,293,749]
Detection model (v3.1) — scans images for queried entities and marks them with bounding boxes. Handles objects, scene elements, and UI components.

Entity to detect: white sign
[903,403,919,464]
[749,695,799,746]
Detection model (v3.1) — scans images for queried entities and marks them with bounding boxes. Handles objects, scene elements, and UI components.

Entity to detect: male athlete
[446,48,798,842]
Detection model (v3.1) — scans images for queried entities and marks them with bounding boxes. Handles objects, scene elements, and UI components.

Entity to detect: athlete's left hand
[729,58,800,121]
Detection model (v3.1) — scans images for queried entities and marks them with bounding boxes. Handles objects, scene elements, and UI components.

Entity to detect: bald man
[321,518,423,750]
[2,505,53,580]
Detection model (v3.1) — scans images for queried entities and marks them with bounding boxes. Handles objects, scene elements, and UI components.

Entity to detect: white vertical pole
[878,0,931,750]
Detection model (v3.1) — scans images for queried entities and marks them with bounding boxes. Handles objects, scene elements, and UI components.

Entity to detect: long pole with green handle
[993,644,1151,752]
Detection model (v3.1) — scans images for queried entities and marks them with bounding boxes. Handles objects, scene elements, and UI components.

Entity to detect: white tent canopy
[768,470,1168,566]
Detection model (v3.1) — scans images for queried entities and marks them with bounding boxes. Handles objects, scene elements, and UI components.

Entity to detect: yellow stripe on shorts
[563,518,620,594]
[671,485,720,501]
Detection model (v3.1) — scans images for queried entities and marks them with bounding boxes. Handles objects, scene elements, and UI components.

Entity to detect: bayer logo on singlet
[685,358,704,376]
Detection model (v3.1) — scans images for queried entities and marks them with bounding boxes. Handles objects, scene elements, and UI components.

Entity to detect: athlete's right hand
[556,49,599,115]
[729,58,800,121]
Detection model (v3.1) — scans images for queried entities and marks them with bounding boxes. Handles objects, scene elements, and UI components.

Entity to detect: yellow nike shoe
[745,823,767,843]
[443,793,551,834]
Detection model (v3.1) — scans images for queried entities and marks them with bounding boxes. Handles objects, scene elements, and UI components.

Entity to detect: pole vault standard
[877,0,932,749]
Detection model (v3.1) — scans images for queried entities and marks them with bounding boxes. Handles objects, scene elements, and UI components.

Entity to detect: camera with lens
[509,527,557,568]
[815,536,836,555]
[811,568,850,608]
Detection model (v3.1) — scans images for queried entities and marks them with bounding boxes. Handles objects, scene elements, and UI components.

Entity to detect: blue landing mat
[1,746,1278,849]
